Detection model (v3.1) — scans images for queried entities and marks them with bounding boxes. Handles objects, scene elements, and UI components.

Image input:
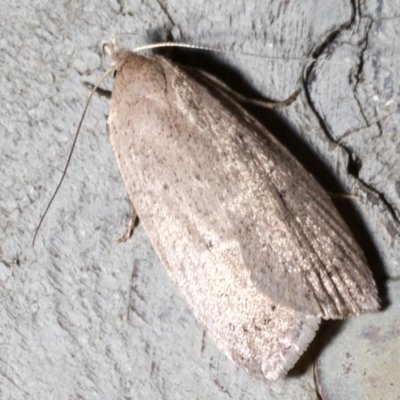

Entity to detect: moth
[96,39,379,381]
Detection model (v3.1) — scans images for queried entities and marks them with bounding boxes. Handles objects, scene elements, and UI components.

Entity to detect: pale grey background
[1,0,399,399]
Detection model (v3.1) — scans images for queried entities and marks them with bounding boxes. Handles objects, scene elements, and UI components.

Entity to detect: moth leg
[116,200,138,243]
[250,87,301,109]
[194,69,301,109]
[328,192,360,200]
[82,82,112,99]
[233,86,301,109]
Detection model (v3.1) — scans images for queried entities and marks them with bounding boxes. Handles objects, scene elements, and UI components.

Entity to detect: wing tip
[231,315,321,382]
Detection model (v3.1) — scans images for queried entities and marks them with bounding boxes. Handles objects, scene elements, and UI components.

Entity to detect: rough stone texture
[0,0,398,399]
[316,279,400,400]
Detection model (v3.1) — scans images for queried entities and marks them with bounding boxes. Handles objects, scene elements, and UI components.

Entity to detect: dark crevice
[352,16,375,130]
[114,0,123,14]
[303,0,400,226]
[354,178,400,225]
[347,152,362,176]
[128,262,149,324]
[306,6,356,74]
[154,0,177,31]
[303,1,357,141]
[300,0,394,296]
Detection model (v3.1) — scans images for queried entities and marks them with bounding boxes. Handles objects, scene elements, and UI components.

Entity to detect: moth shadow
[155,44,387,306]
[288,319,343,379]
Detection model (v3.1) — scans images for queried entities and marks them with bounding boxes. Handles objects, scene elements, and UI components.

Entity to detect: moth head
[102,36,133,72]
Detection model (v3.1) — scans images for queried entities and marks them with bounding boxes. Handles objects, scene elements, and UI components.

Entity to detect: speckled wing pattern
[106,49,378,381]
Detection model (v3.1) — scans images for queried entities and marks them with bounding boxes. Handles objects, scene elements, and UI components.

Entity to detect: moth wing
[108,53,378,325]
[170,62,378,319]
[239,132,379,318]
[180,66,379,319]
[107,54,322,381]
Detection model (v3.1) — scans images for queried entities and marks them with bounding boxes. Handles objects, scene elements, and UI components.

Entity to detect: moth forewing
[106,44,379,381]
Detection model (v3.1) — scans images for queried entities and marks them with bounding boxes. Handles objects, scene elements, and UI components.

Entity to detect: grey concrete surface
[316,279,400,400]
[1,0,399,399]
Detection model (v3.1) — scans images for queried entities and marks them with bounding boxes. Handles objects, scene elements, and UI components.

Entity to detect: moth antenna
[109,33,351,66]
[32,66,115,246]
[129,42,349,67]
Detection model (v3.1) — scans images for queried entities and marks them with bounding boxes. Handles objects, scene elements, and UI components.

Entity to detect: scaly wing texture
[106,51,377,379]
